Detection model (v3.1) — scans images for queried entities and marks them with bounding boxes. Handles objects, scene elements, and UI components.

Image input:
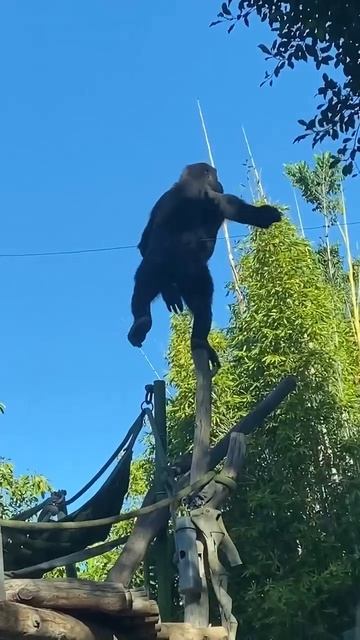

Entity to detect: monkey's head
[180,162,224,194]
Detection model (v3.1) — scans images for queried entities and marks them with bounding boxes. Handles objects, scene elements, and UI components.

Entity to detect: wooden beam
[208,432,246,509]
[153,379,173,621]
[183,350,212,627]
[0,601,113,640]
[5,579,158,617]
[0,528,5,601]
[190,350,212,484]
[158,623,227,640]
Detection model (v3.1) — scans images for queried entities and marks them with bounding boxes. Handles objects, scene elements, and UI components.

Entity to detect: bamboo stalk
[337,187,360,353]
[197,100,244,306]
[241,126,266,201]
[292,189,305,238]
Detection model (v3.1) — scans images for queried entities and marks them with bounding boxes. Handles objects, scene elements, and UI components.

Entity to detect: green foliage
[315,244,345,289]
[0,459,51,518]
[224,217,360,637]
[165,213,360,637]
[212,1,360,176]
[284,153,343,221]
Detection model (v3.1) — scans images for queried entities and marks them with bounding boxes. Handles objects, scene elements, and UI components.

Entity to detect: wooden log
[118,615,159,625]
[0,601,113,640]
[158,623,227,640]
[208,432,246,509]
[190,350,212,484]
[130,596,159,616]
[183,351,212,628]
[0,527,5,601]
[106,376,297,586]
[153,380,173,622]
[5,579,158,617]
[106,485,161,587]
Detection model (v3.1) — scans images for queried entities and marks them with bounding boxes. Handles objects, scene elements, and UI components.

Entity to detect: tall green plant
[285,153,360,356]
[285,152,343,285]
[225,216,360,638]
[165,212,360,637]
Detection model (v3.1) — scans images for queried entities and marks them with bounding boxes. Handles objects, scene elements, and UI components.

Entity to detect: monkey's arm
[138,220,153,256]
[138,188,182,257]
[216,193,281,229]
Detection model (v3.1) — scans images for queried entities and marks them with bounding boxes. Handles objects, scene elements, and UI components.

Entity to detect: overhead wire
[1,220,359,259]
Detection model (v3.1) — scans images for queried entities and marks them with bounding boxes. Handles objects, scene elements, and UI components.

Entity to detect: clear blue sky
[1,1,358,504]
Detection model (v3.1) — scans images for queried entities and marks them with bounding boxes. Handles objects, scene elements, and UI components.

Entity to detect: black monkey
[128,162,281,368]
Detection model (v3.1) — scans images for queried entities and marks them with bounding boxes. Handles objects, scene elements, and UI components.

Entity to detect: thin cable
[0,220,359,259]
[0,244,137,258]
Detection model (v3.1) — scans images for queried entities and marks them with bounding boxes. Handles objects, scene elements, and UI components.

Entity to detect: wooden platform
[0,578,227,640]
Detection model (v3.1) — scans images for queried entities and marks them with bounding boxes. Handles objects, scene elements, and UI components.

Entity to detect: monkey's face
[206,166,224,194]
[182,163,224,194]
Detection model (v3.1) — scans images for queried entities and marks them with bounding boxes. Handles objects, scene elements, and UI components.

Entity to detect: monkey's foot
[191,339,221,374]
[127,316,152,348]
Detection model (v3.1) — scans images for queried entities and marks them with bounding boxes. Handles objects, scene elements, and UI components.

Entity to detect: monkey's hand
[191,338,221,375]
[255,205,282,229]
[161,283,184,314]
[128,316,152,348]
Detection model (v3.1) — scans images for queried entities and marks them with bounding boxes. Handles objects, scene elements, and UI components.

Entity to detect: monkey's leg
[178,262,220,369]
[128,258,163,347]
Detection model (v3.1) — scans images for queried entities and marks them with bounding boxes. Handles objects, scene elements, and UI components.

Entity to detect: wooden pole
[154,380,168,495]
[184,350,212,627]
[190,351,212,484]
[0,528,5,602]
[153,380,172,621]
[158,622,227,640]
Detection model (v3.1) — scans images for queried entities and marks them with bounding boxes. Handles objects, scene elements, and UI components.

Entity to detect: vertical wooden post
[0,528,5,601]
[153,380,173,621]
[355,602,360,640]
[184,349,212,627]
[190,351,212,485]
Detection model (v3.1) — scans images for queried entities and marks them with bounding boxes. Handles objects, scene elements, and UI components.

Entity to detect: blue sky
[1,1,358,504]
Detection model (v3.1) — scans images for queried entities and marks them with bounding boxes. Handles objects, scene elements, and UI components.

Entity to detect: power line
[0,244,137,258]
[1,220,360,259]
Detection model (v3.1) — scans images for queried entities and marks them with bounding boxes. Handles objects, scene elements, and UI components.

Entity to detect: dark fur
[128,162,281,368]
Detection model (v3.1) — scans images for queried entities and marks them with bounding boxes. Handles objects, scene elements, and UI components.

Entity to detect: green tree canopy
[165,208,360,636]
[0,459,51,518]
[213,1,360,176]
